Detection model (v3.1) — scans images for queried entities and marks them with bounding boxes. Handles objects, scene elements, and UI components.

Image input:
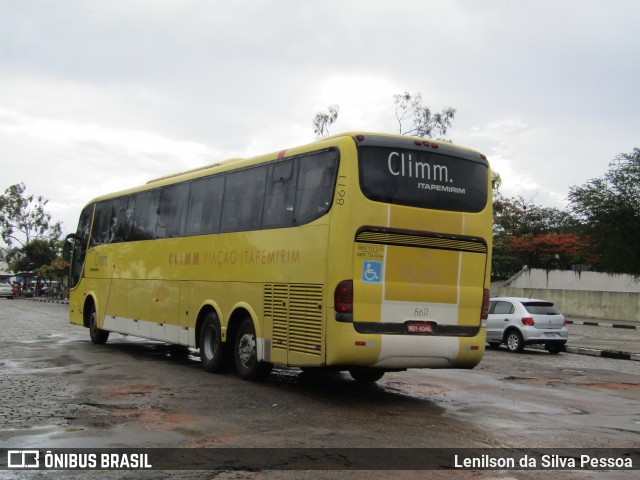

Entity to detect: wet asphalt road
[1,300,638,479]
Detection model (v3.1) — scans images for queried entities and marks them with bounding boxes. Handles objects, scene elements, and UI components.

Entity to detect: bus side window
[156,183,189,238]
[221,166,267,232]
[91,201,115,246]
[185,175,224,236]
[294,150,338,224]
[112,196,135,243]
[263,159,295,229]
[130,191,160,241]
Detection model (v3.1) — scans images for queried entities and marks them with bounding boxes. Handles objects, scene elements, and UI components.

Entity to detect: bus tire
[348,368,385,383]
[234,317,272,381]
[88,304,109,344]
[199,312,227,372]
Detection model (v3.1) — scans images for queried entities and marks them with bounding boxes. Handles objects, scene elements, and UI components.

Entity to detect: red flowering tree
[506,233,599,270]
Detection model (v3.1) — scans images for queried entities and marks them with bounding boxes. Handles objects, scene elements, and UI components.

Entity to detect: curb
[564,345,640,362]
[529,345,640,362]
[26,297,70,306]
[530,343,640,362]
[566,319,638,330]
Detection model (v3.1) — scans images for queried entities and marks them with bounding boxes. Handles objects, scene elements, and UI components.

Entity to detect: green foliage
[36,257,69,281]
[491,238,522,280]
[493,195,579,237]
[0,183,62,248]
[7,238,59,273]
[491,195,584,279]
[0,183,64,273]
[568,148,640,275]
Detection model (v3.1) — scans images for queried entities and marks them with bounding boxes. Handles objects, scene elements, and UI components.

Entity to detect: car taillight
[481,288,490,320]
[563,317,567,326]
[521,317,535,326]
[334,280,353,314]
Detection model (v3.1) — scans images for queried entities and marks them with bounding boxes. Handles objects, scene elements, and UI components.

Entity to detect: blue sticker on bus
[362,261,382,284]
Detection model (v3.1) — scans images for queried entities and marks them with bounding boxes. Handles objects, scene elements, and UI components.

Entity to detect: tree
[491,195,585,279]
[0,183,63,248]
[568,148,640,275]
[7,238,59,273]
[312,105,340,139]
[506,233,599,270]
[0,183,63,272]
[393,91,456,140]
[36,257,69,285]
[493,195,579,238]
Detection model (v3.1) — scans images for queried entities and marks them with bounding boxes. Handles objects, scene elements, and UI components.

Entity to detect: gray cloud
[1,0,639,233]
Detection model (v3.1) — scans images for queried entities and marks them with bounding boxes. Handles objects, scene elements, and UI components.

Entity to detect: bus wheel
[234,317,272,381]
[348,368,385,383]
[88,305,109,344]
[199,312,227,372]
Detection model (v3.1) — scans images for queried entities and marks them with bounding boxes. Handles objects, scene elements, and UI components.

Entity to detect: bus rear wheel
[234,317,272,381]
[199,312,227,372]
[88,305,109,344]
[348,368,385,383]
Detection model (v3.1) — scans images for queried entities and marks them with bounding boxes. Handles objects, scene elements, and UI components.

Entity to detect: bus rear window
[358,146,488,212]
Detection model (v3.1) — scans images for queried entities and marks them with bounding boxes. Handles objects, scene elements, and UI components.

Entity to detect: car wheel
[505,330,524,353]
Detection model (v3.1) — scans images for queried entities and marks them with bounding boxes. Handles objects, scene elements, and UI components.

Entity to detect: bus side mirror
[63,233,83,261]
[62,241,72,261]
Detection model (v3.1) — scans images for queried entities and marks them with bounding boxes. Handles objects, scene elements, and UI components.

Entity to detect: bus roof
[84,132,487,205]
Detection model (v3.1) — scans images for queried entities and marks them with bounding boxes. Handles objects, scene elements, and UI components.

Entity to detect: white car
[0,282,13,299]
[486,297,568,353]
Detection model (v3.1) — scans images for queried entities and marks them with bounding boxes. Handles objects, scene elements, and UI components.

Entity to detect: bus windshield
[358,145,488,212]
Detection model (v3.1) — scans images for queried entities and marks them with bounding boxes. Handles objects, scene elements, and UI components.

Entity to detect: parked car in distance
[0,282,12,299]
[486,297,568,354]
[40,281,59,296]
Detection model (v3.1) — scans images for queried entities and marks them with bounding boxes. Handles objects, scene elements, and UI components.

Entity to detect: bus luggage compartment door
[353,229,488,330]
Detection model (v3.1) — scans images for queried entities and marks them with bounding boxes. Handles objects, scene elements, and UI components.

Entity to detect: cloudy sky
[2,0,639,235]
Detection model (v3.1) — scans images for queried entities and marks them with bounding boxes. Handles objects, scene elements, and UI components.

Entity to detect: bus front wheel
[234,317,272,381]
[88,305,109,345]
[199,312,227,372]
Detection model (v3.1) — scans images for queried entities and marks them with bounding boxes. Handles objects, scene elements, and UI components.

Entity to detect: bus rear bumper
[372,334,483,369]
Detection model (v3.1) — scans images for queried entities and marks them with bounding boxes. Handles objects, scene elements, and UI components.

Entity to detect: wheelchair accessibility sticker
[362,261,383,284]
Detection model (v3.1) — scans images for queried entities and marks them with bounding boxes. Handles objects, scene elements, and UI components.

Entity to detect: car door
[487,300,515,341]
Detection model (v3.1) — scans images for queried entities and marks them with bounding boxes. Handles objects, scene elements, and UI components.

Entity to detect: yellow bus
[64,132,492,382]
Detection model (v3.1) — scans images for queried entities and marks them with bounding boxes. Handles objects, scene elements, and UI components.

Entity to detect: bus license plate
[406,321,434,334]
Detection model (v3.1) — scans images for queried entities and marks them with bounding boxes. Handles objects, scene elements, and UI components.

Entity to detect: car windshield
[522,302,561,315]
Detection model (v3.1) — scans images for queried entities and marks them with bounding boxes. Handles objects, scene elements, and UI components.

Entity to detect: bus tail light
[481,288,490,320]
[334,280,353,314]
[521,317,535,326]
